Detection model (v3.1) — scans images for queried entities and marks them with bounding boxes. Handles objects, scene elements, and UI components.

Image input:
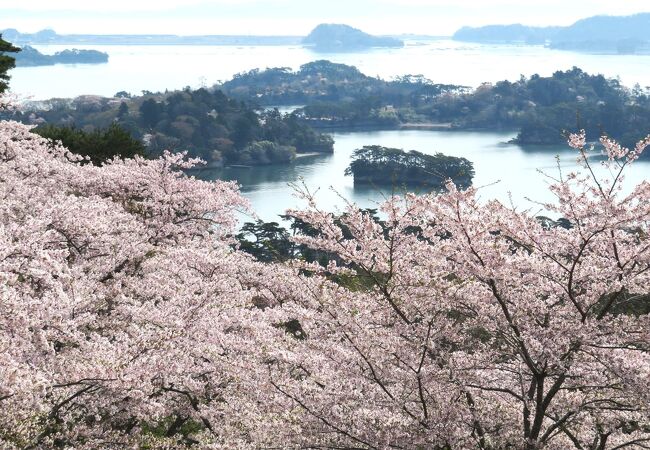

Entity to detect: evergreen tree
[34,123,146,165]
[139,98,163,128]
[117,101,129,119]
[0,34,20,94]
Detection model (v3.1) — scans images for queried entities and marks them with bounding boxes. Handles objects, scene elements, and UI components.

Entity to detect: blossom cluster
[1,121,648,449]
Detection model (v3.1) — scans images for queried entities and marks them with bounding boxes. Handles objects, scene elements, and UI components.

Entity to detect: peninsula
[453,13,650,54]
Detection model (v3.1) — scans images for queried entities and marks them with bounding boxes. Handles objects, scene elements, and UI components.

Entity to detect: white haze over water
[11,41,650,100]
[2,0,650,35]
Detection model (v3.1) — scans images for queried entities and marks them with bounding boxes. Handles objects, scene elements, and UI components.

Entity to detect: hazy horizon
[2,0,650,37]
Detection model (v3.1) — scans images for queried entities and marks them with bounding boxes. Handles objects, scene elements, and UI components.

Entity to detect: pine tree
[0,34,20,94]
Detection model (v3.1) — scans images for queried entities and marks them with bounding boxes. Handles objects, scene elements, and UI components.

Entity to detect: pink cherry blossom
[1,118,648,449]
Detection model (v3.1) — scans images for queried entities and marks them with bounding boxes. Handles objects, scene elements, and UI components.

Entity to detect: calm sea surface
[11,41,650,221]
[197,130,650,222]
[13,40,650,99]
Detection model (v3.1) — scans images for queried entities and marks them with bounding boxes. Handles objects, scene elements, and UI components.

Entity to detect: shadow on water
[193,153,332,191]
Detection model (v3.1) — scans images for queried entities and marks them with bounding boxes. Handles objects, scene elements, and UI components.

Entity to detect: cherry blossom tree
[0,119,300,448]
[264,131,650,449]
[1,114,649,449]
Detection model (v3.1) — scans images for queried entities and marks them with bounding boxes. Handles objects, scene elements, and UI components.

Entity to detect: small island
[15,45,109,67]
[345,145,474,189]
[302,24,404,52]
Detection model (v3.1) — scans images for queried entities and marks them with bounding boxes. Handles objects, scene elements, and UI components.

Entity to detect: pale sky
[1,0,649,36]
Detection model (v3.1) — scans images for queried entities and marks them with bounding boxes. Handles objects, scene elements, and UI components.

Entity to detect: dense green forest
[11,87,334,166]
[33,124,146,165]
[427,67,650,147]
[221,61,650,148]
[220,60,462,126]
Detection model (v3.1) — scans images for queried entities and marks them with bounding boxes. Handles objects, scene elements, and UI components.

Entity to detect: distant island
[345,145,474,189]
[1,28,302,46]
[302,24,404,52]
[1,26,406,50]
[453,13,650,54]
[14,45,108,67]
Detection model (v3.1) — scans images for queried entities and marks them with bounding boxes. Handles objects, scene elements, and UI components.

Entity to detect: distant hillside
[302,24,403,52]
[550,14,650,53]
[453,24,561,45]
[15,46,108,67]
[554,14,650,42]
[453,13,650,53]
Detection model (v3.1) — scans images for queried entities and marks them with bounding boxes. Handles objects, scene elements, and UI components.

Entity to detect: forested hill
[551,14,650,52]
[219,61,650,149]
[12,60,650,159]
[220,60,461,107]
[453,13,650,53]
[10,87,333,167]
